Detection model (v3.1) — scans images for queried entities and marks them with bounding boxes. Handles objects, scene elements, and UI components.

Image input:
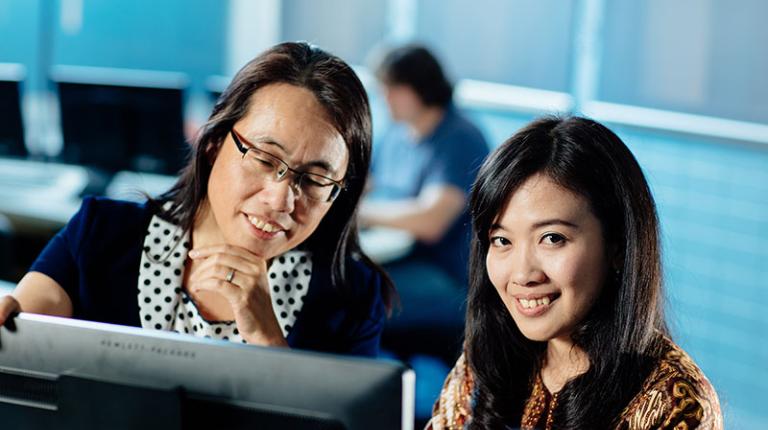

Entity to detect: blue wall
[0,0,227,96]
[623,126,768,428]
[416,0,575,92]
[0,0,45,88]
[2,0,767,427]
[600,0,768,123]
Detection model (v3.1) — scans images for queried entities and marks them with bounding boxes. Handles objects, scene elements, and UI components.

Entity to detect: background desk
[0,158,177,282]
[0,160,176,233]
[359,227,415,265]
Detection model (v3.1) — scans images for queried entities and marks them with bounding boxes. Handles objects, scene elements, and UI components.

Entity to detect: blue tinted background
[1,0,766,427]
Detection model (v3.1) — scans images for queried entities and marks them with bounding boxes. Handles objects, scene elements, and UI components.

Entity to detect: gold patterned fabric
[426,338,722,429]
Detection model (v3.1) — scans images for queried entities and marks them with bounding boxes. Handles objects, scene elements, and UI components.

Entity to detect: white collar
[136,210,312,341]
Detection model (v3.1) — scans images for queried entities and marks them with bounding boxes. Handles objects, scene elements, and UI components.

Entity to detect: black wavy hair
[466,116,668,428]
[156,42,394,313]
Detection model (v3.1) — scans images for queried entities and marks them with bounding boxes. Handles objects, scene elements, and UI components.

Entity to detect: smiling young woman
[427,117,722,429]
[0,42,395,357]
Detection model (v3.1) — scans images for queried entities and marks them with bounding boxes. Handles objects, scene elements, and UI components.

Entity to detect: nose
[261,175,296,214]
[510,245,547,287]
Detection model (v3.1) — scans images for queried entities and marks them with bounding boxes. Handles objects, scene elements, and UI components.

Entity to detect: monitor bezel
[0,313,415,430]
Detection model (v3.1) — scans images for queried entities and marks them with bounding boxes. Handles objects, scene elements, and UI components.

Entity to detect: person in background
[361,44,489,364]
[0,42,395,357]
[428,116,722,429]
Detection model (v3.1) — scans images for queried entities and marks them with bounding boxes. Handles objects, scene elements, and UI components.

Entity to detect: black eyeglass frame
[230,129,345,203]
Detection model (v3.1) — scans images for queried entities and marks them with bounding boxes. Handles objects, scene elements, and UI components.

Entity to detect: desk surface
[359,227,415,264]
[0,158,88,232]
[0,158,176,233]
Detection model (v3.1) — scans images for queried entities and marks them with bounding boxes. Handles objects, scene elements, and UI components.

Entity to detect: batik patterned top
[427,337,722,429]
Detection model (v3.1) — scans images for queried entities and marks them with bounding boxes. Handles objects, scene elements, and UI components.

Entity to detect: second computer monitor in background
[0,64,26,158]
[53,66,189,175]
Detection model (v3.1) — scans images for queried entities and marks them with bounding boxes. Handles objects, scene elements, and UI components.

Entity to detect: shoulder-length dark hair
[466,116,668,429]
[157,41,393,312]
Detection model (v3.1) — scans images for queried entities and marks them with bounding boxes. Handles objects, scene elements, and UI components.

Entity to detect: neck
[191,199,226,249]
[541,336,590,394]
[408,105,445,139]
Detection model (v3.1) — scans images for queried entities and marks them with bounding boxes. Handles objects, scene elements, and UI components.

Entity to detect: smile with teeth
[518,294,559,309]
[248,215,282,234]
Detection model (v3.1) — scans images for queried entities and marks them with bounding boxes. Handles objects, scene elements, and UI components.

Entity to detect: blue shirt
[370,105,489,282]
[30,196,386,357]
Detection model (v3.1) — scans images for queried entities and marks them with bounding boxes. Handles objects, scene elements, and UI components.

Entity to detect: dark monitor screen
[0,313,414,430]
[53,66,189,175]
[0,65,26,158]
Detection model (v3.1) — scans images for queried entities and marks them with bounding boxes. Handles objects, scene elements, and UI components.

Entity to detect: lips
[243,213,287,238]
[512,292,561,316]
[247,215,282,233]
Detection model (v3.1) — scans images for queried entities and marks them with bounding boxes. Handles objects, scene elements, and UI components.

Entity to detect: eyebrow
[490,218,579,232]
[241,133,338,176]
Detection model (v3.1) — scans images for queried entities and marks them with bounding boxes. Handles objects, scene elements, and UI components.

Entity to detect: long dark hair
[156,42,394,312]
[466,116,668,428]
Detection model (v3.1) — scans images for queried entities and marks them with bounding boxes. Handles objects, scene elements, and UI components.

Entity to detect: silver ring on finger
[225,268,236,283]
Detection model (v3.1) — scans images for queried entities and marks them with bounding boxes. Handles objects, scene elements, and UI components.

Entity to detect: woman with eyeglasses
[427,117,722,429]
[0,42,395,356]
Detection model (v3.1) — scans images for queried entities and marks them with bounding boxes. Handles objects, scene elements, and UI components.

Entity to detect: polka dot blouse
[137,211,311,343]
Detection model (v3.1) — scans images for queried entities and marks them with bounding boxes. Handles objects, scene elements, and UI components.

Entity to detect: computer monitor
[0,64,26,158]
[52,66,190,175]
[0,313,414,430]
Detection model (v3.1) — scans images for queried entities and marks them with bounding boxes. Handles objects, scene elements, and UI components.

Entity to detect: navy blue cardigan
[30,197,386,357]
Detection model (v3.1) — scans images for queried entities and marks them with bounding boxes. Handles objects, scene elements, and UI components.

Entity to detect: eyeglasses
[230,129,344,203]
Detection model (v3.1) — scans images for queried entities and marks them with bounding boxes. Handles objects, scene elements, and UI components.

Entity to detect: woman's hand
[0,295,21,327]
[187,245,287,348]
